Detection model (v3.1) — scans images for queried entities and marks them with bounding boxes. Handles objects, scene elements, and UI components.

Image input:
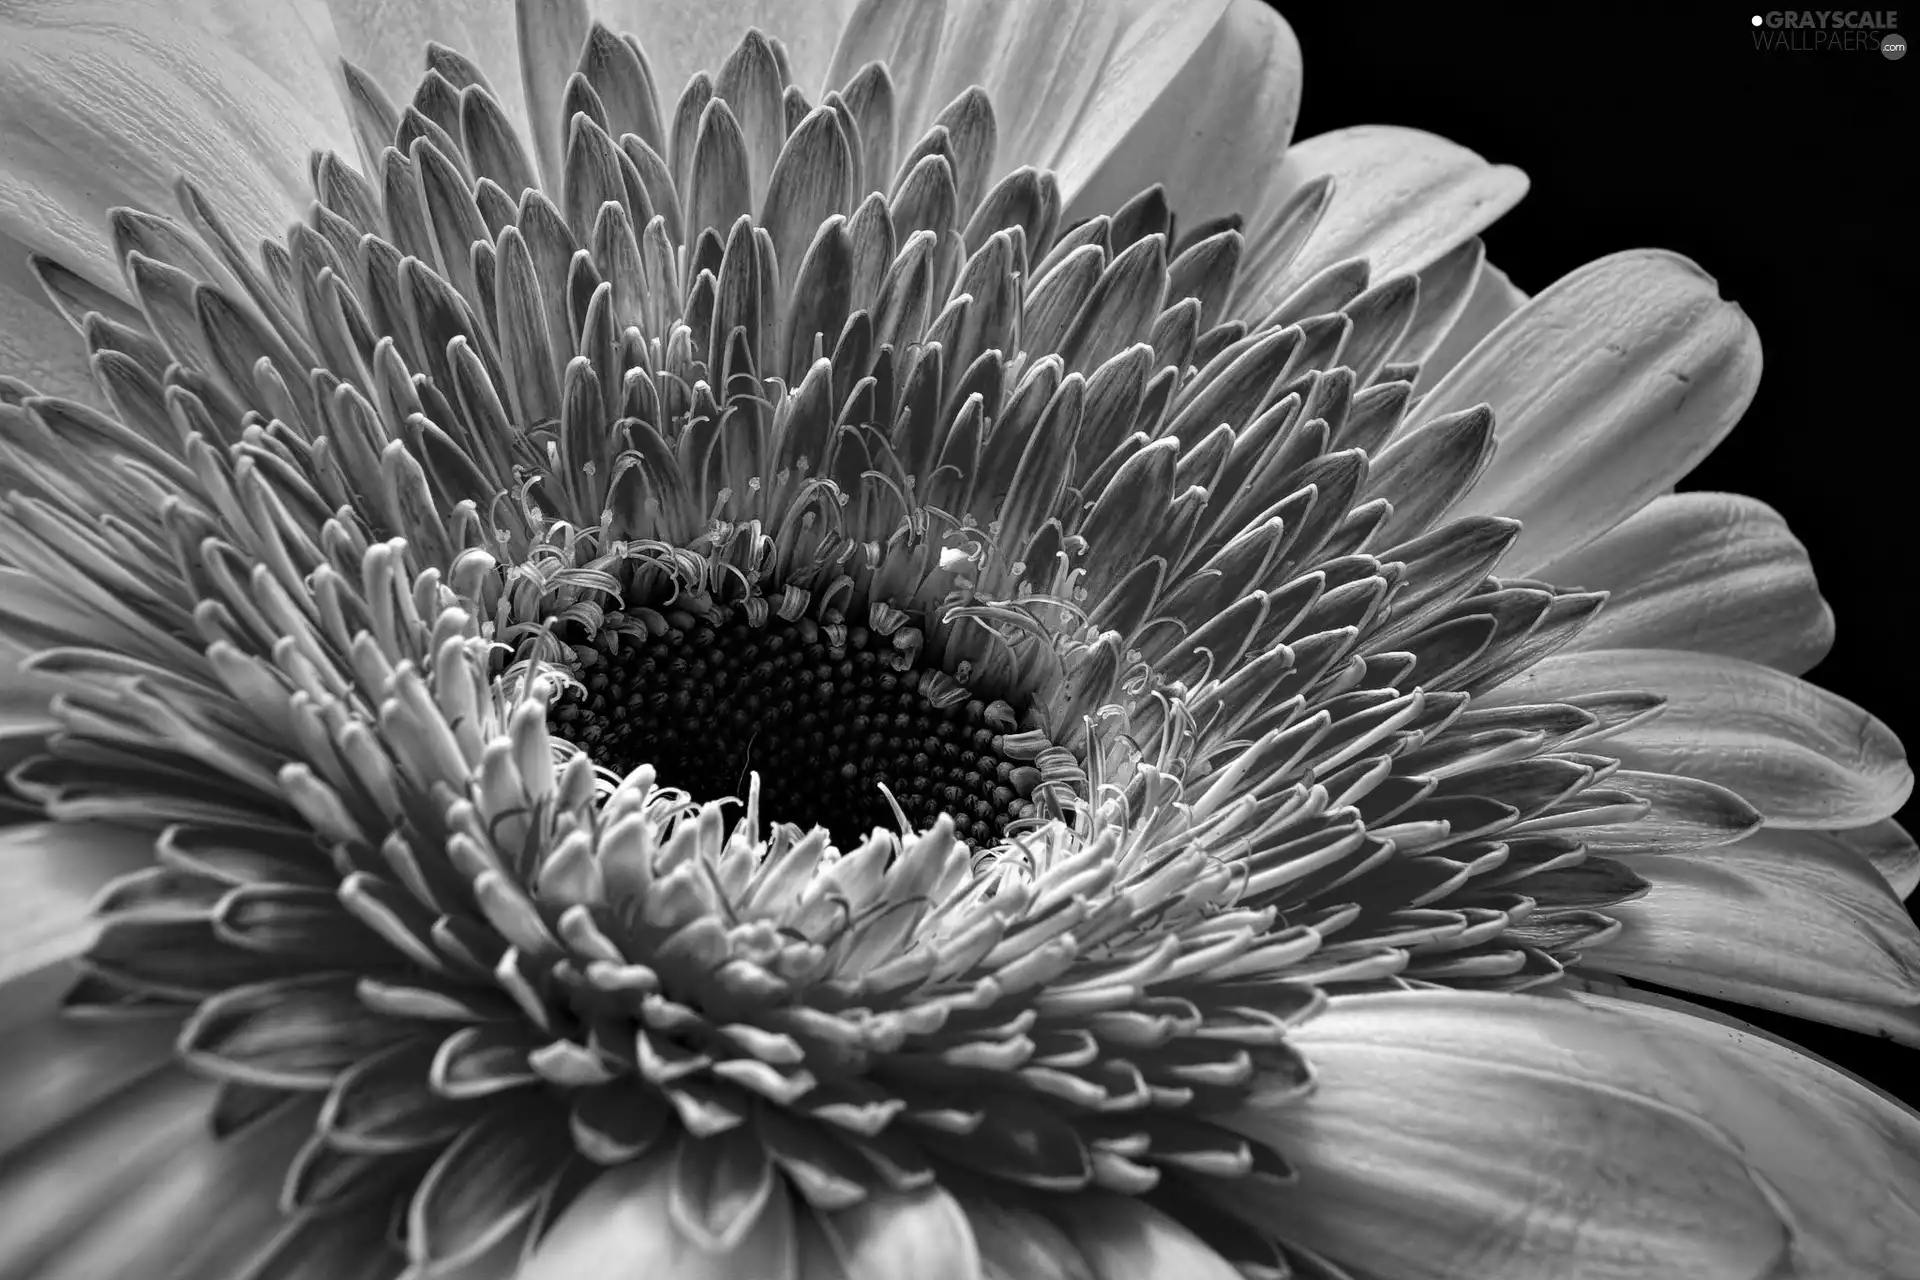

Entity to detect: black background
[1271,2,1915,1100]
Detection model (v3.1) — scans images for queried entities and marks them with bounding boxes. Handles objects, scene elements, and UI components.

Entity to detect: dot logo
[1885,31,1908,56]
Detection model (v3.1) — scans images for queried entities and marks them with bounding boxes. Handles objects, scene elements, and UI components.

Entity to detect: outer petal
[1855,818,1920,899]
[1568,981,1920,1280]
[519,1148,796,1279]
[327,0,860,143]
[0,0,354,290]
[1224,991,1792,1279]
[960,1196,1093,1280]
[0,1067,314,1278]
[1481,648,1912,830]
[1540,491,1834,676]
[1585,824,1920,1045]
[821,1184,982,1279]
[1049,1195,1241,1280]
[604,0,857,113]
[826,0,1232,204]
[1062,0,1303,231]
[325,0,529,133]
[0,821,156,995]
[1416,250,1762,576]
[1413,256,1526,389]
[1,637,60,806]
[0,254,100,403]
[1240,125,1527,315]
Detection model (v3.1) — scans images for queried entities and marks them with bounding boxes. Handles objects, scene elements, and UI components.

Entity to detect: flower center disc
[547,611,1034,847]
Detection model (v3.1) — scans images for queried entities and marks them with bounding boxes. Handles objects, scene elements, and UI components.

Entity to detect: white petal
[1854,818,1920,899]
[0,0,354,288]
[1050,1195,1241,1280]
[829,0,1207,204]
[1585,824,1920,1045]
[1413,254,1526,389]
[0,821,156,993]
[516,0,591,196]
[0,250,97,403]
[1568,982,1920,1279]
[822,1184,982,1280]
[1417,250,1762,576]
[0,965,180,1165]
[1388,234,1487,369]
[519,1148,797,1279]
[1225,990,1792,1279]
[329,0,856,167]
[1482,648,1912,829]
[1062,0,1302,231]
[1539,491,1833,676]
[617,0,855,107]
[959,1196,1093,1280]
[0,1065,307,1278]
[1241,125,1527,316]
[325,0,529,132]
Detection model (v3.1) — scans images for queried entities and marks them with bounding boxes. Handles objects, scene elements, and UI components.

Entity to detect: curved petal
[518,1147,796,1278]
[1482,648,1912,829]
[1224,990,1792,1279]
[1417,250,1762,576]
[1539,491,1834,676]
[822,1184,982,1279]
[1063,0,1303,231]
[1,611,59,717]
[1241,126,1528,316]
[1049,1194,1241,1280]
[827,0,1236,209]
[0,0,354,290]
[1568,982,1920,1280]
[1584,824,1920,1045]
[1413,255,1526,390]
[0,254,98,403]
[0,1068,323,1278]
[0,821,156,995]
[326,0,859,161]
[960,1196,1093,1280]
[1388,235,1486,370]
[1855,818,1920,900]
[325,0,528,130]
[606,0,856,111]
[0,965,181,1161]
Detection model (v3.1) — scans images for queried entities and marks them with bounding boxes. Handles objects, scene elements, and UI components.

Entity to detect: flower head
[0,1,1915,1278]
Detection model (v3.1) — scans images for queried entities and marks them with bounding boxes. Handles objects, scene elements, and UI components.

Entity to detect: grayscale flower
[0,1,1914,1277]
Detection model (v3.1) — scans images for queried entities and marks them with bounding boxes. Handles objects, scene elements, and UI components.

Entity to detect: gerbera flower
[1,0,1914,1276]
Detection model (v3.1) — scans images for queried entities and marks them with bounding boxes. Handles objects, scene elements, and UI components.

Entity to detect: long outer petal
[0,0,354,289]
[519,1148,797,1279]
[1244,125,1527,310]
[1414,250,1762,576]
[326,0,856,174]
[1585,823,1920,1045]
[1224,990,1793,1280]
[0,252,99,402]
[1567,980,1920,1280]
[1413,255,1526,389]
[0,1067,313,1278]
[607,0,856,110]
[1481,648,1912,830]
[1062,0,1302,231]
[326,0,529,133]
[0,821,156,996]
[1541,491,1834,676]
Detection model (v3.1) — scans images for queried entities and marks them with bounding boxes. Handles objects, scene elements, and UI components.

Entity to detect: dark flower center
[546,610,1039,847]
